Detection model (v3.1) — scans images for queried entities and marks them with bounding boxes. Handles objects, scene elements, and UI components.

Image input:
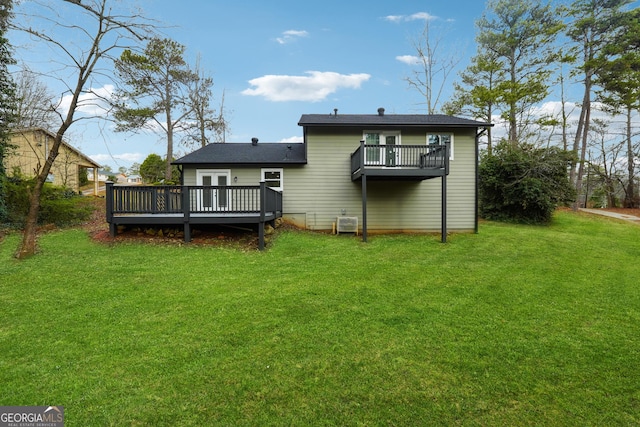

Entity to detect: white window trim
[196,169,231,185]
[426,133,454,160]
[261,168,283,192]
[363,131,402,167]
[363,131,401,145]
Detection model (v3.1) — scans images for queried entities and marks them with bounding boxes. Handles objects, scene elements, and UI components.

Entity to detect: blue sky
[9,0,638,171]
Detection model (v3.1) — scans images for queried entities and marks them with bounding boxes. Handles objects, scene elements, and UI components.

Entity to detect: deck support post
[441,144,451,243]
[361,173,367,242]
[441,171,447,244]
[258,182,266,250]
[258,222,265,250]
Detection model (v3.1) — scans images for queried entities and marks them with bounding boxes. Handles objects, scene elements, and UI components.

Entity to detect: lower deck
[106,182,283,250]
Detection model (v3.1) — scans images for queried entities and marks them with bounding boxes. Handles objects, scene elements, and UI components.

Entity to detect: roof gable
[10,128,101,168]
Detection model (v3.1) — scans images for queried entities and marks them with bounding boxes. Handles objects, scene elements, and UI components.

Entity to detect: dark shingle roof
[298,113,492,128]
[173,142,306,166]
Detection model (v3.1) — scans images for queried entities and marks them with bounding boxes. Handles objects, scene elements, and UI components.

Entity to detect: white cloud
[279,136,303,143]
[396,55,421,65]
[276,30,309,44]
[409,12,438,21]
[241,71,371,102]
[57,84,115,117]
[385,12,438,23]
[385,15,404,23]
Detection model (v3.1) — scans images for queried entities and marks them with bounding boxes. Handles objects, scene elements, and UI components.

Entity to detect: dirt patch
[83,198,279,250]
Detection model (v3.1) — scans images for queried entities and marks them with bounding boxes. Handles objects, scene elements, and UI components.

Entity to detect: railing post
[360,139,365,168]
[105,181,116,236]
[151,187,157,214]
[182,186,191,242]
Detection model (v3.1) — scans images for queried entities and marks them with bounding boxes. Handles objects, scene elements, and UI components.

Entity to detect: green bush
[479,142,576,224]
[3,176,94,227]
[78,168,89,187]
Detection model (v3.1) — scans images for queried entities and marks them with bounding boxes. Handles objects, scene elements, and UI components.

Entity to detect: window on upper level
[427,133,454,160]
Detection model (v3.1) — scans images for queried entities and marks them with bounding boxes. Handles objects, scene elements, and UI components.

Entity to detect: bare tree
[587,118,624,207]
[405,20,461,114]
[13,67,58,130]
[182,55,218,148]
[11,0,155,258]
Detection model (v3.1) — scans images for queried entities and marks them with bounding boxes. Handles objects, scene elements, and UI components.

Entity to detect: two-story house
[105,110,491,248]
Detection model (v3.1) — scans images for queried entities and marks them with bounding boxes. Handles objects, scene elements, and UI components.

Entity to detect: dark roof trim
[173,142,306,166]
[298,114,492,128]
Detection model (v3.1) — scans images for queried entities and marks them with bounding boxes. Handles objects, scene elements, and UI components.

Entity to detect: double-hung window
[261,168,283,192]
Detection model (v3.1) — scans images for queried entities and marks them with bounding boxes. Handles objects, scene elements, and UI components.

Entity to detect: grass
[1,211,639,426]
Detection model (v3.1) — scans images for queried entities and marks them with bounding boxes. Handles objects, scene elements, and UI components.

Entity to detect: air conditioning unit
[336,216,358,234]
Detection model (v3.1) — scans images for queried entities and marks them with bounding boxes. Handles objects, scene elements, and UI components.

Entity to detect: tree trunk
[508,57,518,146]
[15,135,62,258]
[574,90,591,210]
[165,98,173,181]
[572,67,592,211]
[625,107,636,207]
[15,181,43,258]
[165,127,173,182]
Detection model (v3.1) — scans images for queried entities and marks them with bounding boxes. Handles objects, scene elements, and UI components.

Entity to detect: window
[427,133,454,160]
[261,168,283,191]
[364,132,380,164]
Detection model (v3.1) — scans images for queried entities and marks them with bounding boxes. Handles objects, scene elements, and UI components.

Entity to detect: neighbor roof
[11,128,101,168]
[298,113,492,128]
[173,142,306,166]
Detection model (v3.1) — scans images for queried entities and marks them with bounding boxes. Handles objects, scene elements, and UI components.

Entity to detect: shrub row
[2,176,94,227]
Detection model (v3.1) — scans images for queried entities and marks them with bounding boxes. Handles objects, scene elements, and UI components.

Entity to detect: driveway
[580,208,640,223]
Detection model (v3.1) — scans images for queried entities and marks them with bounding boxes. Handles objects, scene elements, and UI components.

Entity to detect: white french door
[196,170,230,211]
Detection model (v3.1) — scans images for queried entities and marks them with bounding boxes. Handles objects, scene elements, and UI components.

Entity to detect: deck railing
[106,182,282,220]
[351,142,449,174]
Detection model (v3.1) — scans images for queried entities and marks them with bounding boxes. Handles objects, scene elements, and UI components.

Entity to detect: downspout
[360,140,367,242]
[442,143,450,243]
[475,128,488,234]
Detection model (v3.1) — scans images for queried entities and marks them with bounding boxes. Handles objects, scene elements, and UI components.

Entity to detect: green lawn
[1,211,639,426]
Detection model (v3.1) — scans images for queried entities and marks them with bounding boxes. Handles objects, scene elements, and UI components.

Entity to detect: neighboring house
[7,128,101,194]
[105,110,491,247]
[87,169,114,182]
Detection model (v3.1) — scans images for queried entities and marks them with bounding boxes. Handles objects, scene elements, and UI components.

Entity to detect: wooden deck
[350,142,449,181]
[105,182,283,249]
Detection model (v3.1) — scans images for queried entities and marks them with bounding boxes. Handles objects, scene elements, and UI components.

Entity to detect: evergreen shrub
[479,142,575,224]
